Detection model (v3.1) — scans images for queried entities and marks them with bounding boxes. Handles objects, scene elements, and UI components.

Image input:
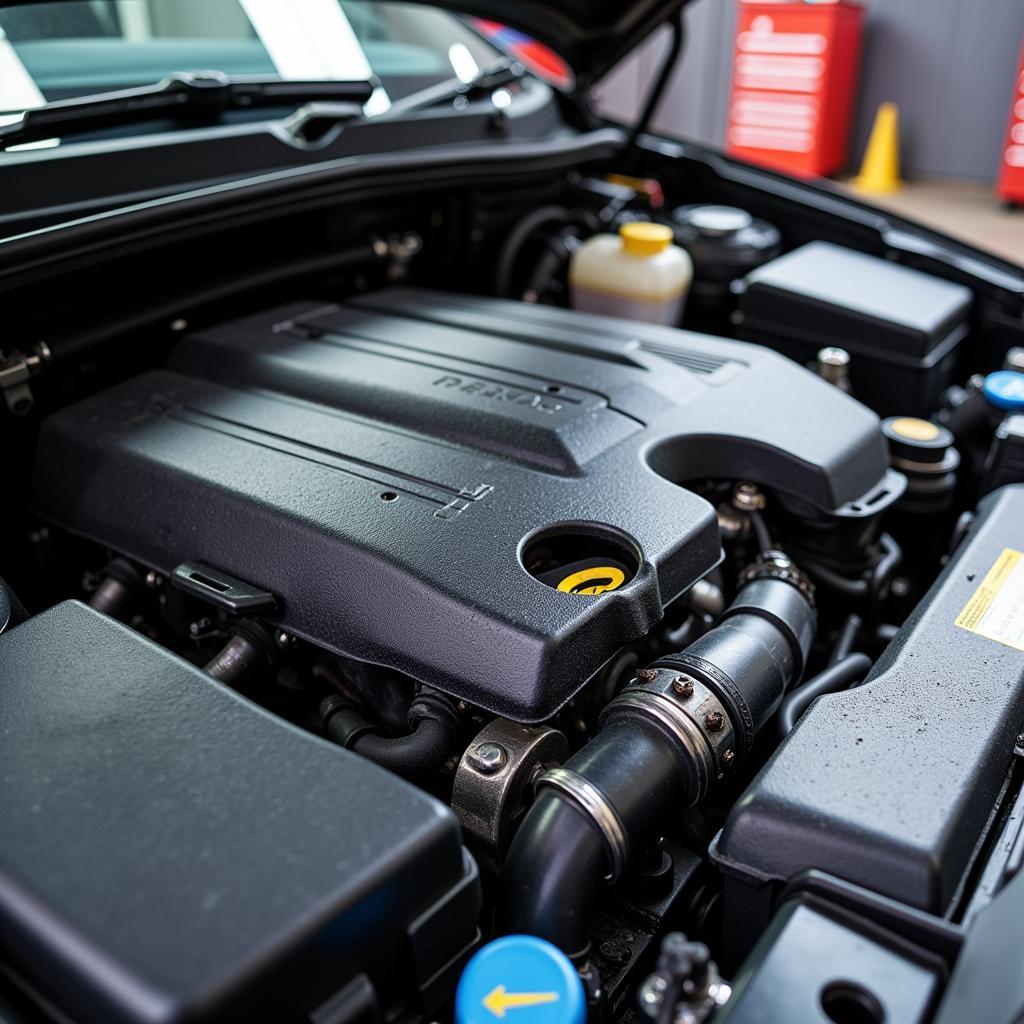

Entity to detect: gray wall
[594,0,1024,182]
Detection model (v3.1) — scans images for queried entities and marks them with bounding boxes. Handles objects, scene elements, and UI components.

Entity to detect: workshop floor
[834,178,1024,266]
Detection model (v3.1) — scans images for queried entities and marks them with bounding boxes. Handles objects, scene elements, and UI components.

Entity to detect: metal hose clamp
[601,668,737,805]
[535,766,630,883]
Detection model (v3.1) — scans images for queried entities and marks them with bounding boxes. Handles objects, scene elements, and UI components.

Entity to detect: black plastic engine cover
[33,289,896,720]
[0,600,478,1024]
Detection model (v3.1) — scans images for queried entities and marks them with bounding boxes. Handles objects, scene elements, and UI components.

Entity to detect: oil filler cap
[456,936,585,1024]
[982,370,1024,412]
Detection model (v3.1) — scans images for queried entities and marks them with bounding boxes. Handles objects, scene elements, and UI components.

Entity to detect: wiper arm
[376,59,525,120]
[0,71,377,150]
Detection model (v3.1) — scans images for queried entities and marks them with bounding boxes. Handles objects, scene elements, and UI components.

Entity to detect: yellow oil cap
[888,417,941,443]
[620,222,673,257]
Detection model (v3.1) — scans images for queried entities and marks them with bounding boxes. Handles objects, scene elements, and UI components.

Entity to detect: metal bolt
[638,973,669,1013]
[671,675,694,698]
[636,668,658,684]
[815,346,851,392]
[598,939,631,966]
[721,749,735,768]
[276,630,296,648]
[144,570,161,589]
[467,742,508,774]
[817,346,849,371]
[705,711,725,733]
[169,318,188,333]
[733,482,766,512]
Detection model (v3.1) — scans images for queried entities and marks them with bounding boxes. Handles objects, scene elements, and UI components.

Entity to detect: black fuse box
[735,241,973,415]
[0,601,480,1024]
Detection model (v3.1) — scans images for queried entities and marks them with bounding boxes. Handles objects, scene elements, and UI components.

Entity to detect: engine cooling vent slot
[639,341,745,384]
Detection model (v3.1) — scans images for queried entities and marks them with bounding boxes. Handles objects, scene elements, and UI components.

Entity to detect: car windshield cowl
[0,70,380,149]
[0,0,526,149]
[0,55,531,152]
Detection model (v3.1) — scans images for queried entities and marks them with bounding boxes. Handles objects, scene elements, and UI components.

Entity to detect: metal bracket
[0,341,50,416]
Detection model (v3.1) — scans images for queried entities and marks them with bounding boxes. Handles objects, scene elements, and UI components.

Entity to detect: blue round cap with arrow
[456,935,586,1024]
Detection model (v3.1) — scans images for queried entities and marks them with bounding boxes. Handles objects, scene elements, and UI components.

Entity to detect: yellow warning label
[557,566,626,595]
[955,548,1024,652]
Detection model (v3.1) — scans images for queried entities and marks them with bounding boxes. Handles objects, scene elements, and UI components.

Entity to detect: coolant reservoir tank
[570,222,693,326]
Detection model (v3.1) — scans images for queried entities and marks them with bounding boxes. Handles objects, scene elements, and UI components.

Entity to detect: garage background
[596,0,1024,183]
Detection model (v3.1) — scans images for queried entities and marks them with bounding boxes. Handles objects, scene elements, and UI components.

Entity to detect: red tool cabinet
[997,35,1024,205]
[726,1,864,179]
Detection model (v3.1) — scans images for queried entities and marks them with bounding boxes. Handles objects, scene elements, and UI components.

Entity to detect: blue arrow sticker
[456,936,586,1024]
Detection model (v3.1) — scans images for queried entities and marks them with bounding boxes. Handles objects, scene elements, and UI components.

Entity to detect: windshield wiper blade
[0,71,377,150]
[376,59,525,120]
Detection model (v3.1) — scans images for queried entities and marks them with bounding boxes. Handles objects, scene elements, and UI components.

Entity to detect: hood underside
[439,0,691,83]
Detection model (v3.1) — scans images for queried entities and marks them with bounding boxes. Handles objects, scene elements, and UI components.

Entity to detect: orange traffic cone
[853,102,902,195]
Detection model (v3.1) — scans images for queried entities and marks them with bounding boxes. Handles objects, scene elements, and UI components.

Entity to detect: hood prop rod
[622,15,685,169]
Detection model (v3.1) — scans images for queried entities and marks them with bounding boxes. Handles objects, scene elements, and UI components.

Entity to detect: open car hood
[438,0,691,85]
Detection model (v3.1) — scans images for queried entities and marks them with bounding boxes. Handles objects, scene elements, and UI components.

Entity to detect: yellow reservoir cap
[619,222,673,257]
[889,417,941,443]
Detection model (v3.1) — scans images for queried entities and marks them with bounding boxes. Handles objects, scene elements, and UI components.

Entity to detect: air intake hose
[497,552,815,959]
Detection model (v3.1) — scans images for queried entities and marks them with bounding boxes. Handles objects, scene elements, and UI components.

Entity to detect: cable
[748,509,772,553]
[776,652,872,738]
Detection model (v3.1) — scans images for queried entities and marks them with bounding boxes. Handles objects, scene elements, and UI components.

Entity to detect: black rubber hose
[655,575,816,752]
[321,690,459,777]
[828,613,862,667]
[870,533,902,602]
[805,560,869,599]
[876,622,901,646]
[499,567,815,956]
[776,652,872,738]
[499,717,686,960]
[204,621,277,685]
[204,633,267,684]
[493,205,570,298]
[499,794,606,961]
[804,534,902,606]
[88,558,146,622]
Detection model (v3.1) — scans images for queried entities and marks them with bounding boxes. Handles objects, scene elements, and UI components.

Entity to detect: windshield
[0,0,503,115]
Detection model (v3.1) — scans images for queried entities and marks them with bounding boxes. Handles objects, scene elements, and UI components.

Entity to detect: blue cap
[456,936,586,1024]
[983,371,1024,412]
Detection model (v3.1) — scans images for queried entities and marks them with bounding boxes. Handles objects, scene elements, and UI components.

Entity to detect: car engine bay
[2,145,1024,1024]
